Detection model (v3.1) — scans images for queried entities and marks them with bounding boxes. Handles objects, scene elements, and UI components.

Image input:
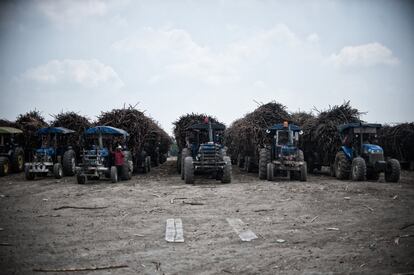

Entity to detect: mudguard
[340,146,353,160]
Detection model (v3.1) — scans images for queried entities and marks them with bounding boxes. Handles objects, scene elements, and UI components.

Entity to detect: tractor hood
[36,147,55,157]
[363,144,383,153]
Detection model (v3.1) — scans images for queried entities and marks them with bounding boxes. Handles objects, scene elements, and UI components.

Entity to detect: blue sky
[0,0,413,134]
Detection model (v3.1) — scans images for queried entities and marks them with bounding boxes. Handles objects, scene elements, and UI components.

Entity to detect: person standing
[113,145,125,176]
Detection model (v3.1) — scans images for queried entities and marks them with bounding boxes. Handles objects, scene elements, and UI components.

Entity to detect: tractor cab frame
[25,127,76,180]
[0,127,25,176]
[334,122,400,182]
[259,122,307,181]
[181,119,232,184]
[75,126,133,184]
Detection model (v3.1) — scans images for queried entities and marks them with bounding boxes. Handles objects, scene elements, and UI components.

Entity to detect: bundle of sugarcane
[301,101,362,164]
[97,106,170,160]
[224,101,291,161]
[290,111,315,127]
[0,119,18,128]
[51,111,92,156]
[173,113,222,150]
[15,110,48,151]
[378,123,414,162]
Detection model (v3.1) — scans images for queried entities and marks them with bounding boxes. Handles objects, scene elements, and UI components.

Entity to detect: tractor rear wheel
[300,163,308,182]
[53,163,63,179]
[335,151,351,180]
[259,148,270,180]
[351,157,366,181]
[120,163,131,180]
[385,159,400,183]
[221,156,232,183]
[25,165,34,180]
[0,157,10,176]
[184,156,194,184]
[12,147,25,172]
[76,174,87,184]
[181,149,190,179]
[62,149,76,176]
[266,163,275,181]
[110,166,118,183]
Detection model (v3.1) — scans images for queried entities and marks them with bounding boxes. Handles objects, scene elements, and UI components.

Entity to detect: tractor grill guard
[198,143,222,164]
[369,153,384,164]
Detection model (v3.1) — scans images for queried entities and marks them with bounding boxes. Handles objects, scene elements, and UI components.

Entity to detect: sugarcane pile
[173,113,222,151]
[224,101,291,161]
[378,123,414,163]
[15,111,49,152]
[51,111,92,157]
[291,111,315,127]
[97,106,171,162]
[301,101,362,165]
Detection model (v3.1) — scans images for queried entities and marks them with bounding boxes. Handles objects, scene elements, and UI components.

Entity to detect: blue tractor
[25,127,77,180]
[334,123,400,182]
[182,119,232,184]
[75,126,133,184]
[259,122,307,181]
[0,127,25,176]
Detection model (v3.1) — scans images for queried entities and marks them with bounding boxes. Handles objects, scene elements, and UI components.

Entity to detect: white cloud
[112,25,314,85]
[330,42,399,68]
[307,33,319,43]
[23,59,124,88]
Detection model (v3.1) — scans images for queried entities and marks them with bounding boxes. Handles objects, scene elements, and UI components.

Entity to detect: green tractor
[181,119,231,184]
[259,122,307,181]
[0,127,25,176]
[334,123,400,182]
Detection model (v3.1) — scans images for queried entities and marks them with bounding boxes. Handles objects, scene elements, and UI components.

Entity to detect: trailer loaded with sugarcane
[0,127,25,176]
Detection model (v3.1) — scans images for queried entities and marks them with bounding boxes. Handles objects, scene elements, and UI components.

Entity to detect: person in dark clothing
[113,145,125,176]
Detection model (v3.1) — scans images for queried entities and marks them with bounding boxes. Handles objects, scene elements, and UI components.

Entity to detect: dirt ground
[0,159,413,275]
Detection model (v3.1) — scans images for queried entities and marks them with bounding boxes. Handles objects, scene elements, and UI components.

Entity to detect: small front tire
[53,163,63,179]
[110,166,118,183]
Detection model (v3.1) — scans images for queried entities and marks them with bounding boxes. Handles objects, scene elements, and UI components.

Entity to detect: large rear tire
[259,148,270,180]
[335,151,351,180]
[120,163,131,180]
[110,166,118,183]
[53,163,63,179]
[385,159,400,183]
[12,147,25,172]
[351,157,366,181]
[266,163,275,181]
[184,156,194,184]
[221,156,232,183]
[0,157,10,176]
[62,149,76,176]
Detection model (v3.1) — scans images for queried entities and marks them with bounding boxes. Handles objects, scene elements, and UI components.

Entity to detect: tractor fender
[340,146,353,161]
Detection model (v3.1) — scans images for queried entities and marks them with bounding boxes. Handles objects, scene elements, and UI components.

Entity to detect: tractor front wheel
[120,163,131,180]
[259,148,270,180]
[76,174,87,184]
[53,163,63,179]
[300,163,308,182]
[0,157,10,176]
[266,163,275,181]
[110,166,118,183]
[385,159,400,183]
[62,150,76,176]
[335,151,351,180]
[12,148,25,172]
[184,157,194,184]
[351,157,366,181]
[221,156,232,183]
[25,165,35,180]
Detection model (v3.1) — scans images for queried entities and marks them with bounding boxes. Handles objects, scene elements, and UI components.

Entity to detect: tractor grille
[198,143,221,163]
[369,153,384,164]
